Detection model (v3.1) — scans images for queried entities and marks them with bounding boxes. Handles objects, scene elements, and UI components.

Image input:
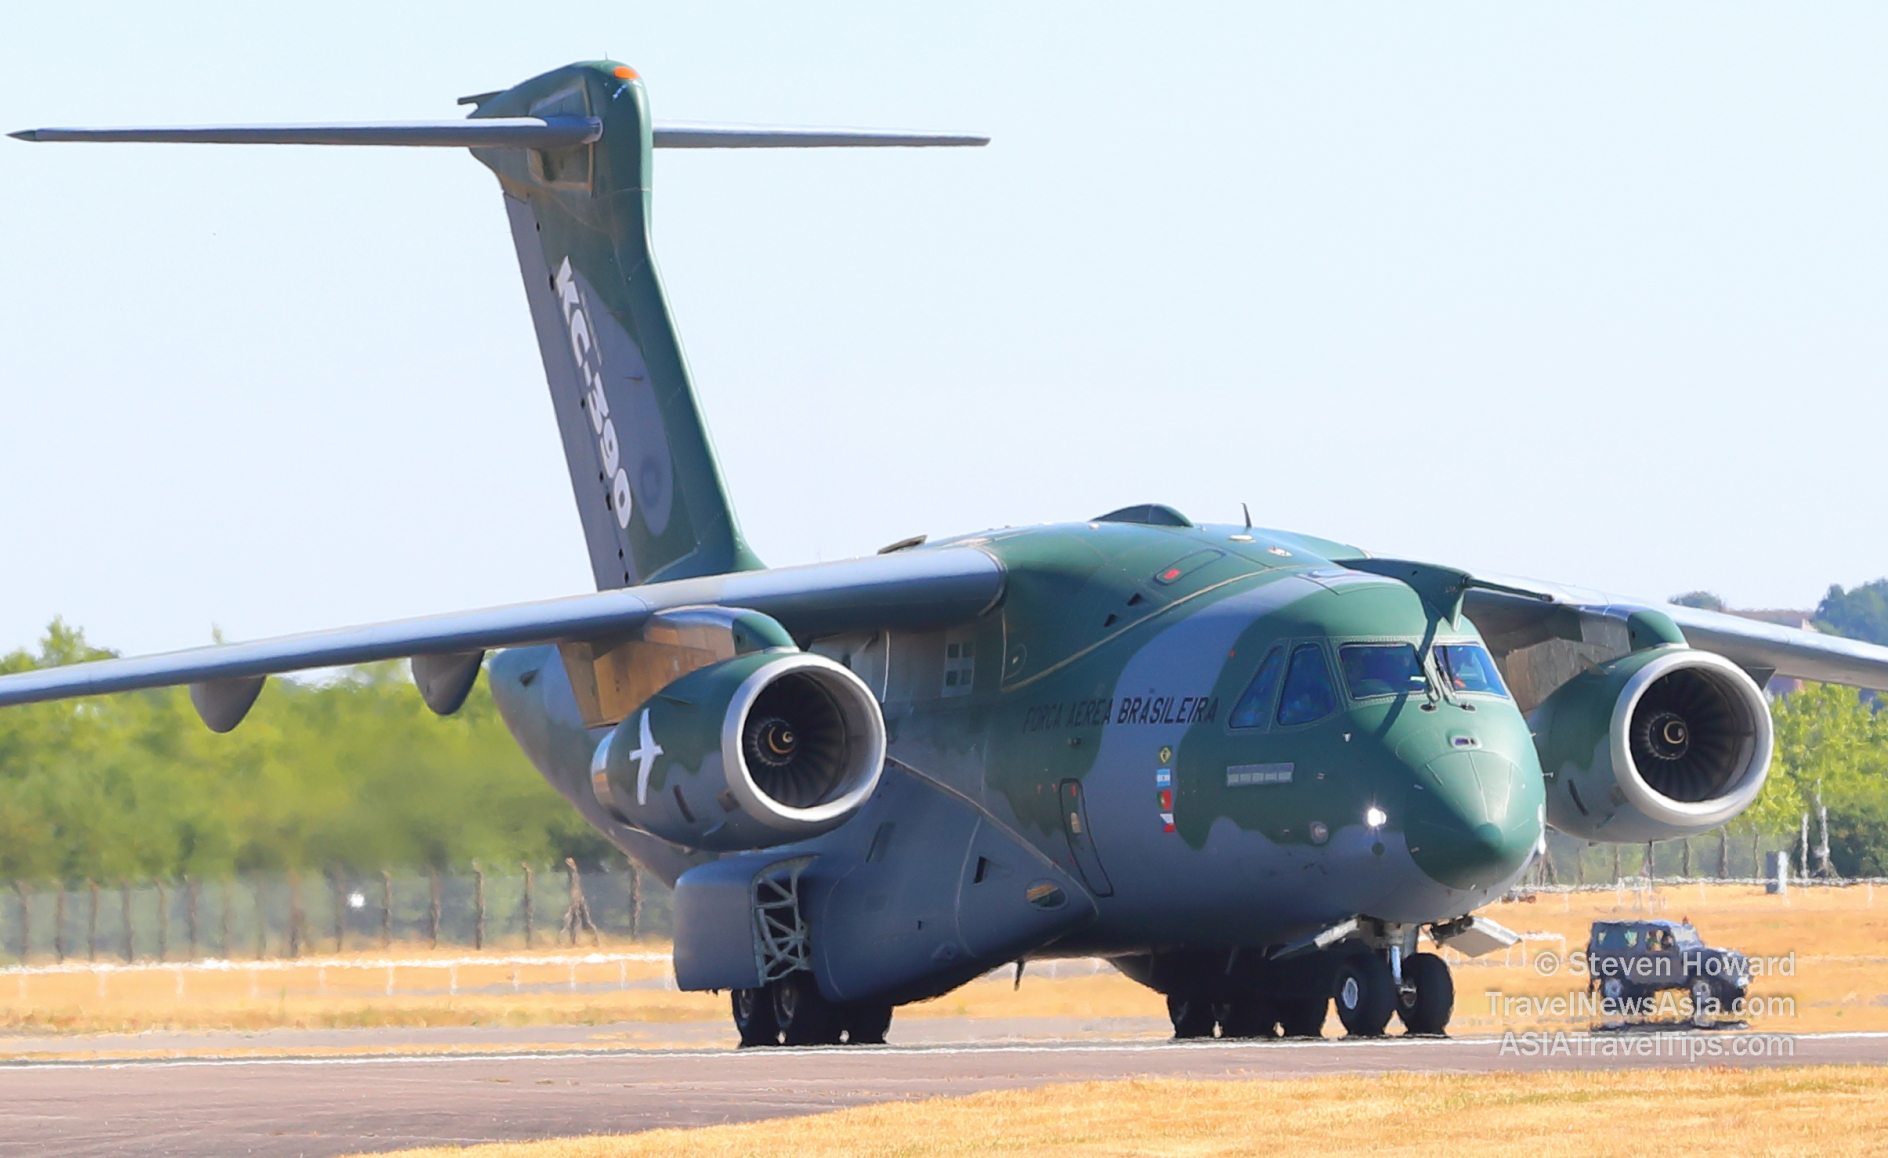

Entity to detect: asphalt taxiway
[3,1030,1883,1158]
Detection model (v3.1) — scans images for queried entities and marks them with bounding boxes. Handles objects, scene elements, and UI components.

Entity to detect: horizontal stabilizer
[8,117,602,147]
[9,119,985,150]
[650,122,987,148]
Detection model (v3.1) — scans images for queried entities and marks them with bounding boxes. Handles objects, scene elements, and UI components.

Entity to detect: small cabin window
[1277,643,1337,726]
[1228,646,1285,729]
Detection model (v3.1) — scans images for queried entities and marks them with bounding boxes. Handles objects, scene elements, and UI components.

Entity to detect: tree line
[0,621,610,883]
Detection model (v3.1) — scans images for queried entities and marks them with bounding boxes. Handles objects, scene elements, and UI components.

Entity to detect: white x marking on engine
[630,710,664,806]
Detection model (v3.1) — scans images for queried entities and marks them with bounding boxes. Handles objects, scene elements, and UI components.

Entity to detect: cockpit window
[1434,644,1509,697]
[1229,645,1284,729]
[1277,643,1337,726]
[1339,643,1428,699]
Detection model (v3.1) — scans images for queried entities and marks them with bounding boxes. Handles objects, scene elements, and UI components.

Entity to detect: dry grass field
[1459,881,1888,1035]
[1,882,1881,1040]
[342,1066,1888,1158]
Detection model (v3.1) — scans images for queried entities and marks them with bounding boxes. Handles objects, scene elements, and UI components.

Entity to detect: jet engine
[1530,647,1771,843]
[590,650,886,852]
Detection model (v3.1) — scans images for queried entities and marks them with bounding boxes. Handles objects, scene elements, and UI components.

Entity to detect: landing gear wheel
[1167,994,1219,1039]
[1395,952,1454,1036]
[1333,954,1396,1037]
[1690,980,1716,1028]
[842,1003,894,1045]
[1599,975,1631,1015]
[732,988,780,1047]
[1215,999,1281,1039]
[1277,996,1328,1038]
[772,973,843,1046]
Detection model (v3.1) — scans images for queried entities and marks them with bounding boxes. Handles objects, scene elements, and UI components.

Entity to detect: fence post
[218,879,231,958]
[381,871,393,951]
[156,880,168,962]
[629,861,642,941]
[87,880,99,962]
[1611,844,1621,884]
[254,877,268,960]
[12,882,28,963]
[473,861,485,951]
[428,869,441,950]
[522,863,534,949]
[330,869,345,954]
[1644,841,1655,882]
[186,876,200,961]
[1816,785,1834,878]
[287,871,304,959]
[1718,828,1730,879]
[120,880,134,963]
[54,883,66,963]
[562,858,598,947]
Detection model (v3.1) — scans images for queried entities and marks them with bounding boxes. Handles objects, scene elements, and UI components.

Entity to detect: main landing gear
[1153,941,1457,1040]
[732,973,894,1047]
[1167,992,1332,1039]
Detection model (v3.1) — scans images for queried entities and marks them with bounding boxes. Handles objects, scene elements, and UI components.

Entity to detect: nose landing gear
[1334,949,1455,1037]
[1394,951,1455,1035]
[1333,953,1397,1036]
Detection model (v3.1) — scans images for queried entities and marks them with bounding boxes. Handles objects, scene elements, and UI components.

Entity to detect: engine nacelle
[590,651,886,852]
[1532,646,1771,843]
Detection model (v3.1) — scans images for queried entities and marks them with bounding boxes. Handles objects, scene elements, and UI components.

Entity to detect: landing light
[1364,806,1387,829]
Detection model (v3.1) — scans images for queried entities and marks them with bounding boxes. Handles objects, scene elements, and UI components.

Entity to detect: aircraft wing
[1461,573,1888,693]
[0,547,1002,714]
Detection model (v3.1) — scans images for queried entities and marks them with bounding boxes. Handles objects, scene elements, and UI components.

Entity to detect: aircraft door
[1058,779,1114,897]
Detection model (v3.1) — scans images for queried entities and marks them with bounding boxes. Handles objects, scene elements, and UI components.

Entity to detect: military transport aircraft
[8,61,1888,1045]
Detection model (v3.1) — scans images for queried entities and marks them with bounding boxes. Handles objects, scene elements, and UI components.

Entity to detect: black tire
[732,988,780,1048]
[1216,999,1280,1039]
[1689,979,1717,1028]
[1599,975,1634,1015]
[1395,952,1454,1036]
[1333,954,1396,1037]
[1168,994,1219,1039]
[842,1003,894,1045]
[772,973,843,1046]
[1277,996,1328,1038]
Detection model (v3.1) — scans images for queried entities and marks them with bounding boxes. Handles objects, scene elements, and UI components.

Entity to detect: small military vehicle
[1587,919,1749,1025]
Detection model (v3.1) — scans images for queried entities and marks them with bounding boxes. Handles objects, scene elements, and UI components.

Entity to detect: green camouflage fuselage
[492,515,1544,956]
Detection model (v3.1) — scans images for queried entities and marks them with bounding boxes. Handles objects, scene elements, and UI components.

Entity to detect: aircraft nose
[1406,749,1541,891]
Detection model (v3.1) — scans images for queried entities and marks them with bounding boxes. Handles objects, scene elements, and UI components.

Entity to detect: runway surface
[3,1029,1884,1158]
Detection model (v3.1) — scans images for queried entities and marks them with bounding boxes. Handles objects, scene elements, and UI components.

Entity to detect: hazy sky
[2,3,1885,658]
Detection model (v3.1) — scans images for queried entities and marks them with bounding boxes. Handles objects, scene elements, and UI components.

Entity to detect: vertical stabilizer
[470,63,761,588]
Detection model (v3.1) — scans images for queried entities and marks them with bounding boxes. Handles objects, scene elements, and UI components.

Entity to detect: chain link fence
[2,860,673,966]
[6,831,1864,966]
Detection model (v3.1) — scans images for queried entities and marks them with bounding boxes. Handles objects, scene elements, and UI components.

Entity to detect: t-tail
[12,61,985,588]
